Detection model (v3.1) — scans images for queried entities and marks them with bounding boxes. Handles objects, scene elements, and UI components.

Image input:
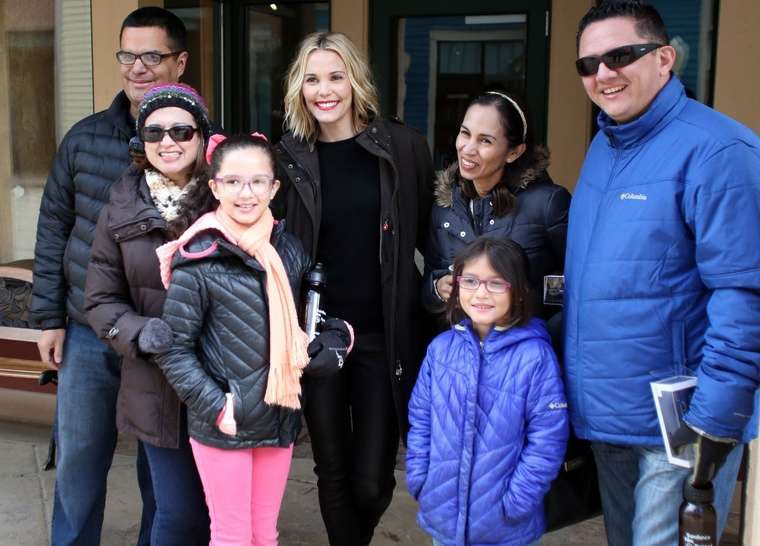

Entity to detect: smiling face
[456,104,525,195]
[301,49,354,141]
[209,147,280,230]
[458,254,512,339]
[143,107,199,186]
[578,16,674,124]
[120,26,187,117]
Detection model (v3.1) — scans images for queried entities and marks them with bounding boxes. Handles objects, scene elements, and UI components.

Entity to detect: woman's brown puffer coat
[85,166,181,448]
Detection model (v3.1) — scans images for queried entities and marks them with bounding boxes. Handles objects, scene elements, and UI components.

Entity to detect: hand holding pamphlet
[650,376,698,468]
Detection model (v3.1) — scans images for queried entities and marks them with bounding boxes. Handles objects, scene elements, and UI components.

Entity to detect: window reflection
[0,0,56,262]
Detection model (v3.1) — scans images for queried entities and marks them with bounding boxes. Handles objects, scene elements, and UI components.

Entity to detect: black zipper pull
[395,359,403,379]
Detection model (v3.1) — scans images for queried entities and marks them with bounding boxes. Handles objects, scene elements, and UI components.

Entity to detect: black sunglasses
[141,125,198,143]
[576,43,664,77]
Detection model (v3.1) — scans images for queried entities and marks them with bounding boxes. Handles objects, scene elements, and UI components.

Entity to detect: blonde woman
[273,32,434,545]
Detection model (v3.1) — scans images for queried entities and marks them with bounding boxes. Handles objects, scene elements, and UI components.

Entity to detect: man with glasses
[31,7,189,545]
[564,2,760,545]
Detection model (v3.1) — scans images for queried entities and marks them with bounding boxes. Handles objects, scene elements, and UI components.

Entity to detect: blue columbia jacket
[407,319,568,546]
[564,76,760,445]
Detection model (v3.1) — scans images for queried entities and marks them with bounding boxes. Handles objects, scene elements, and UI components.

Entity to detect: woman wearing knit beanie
[84,83,213,545]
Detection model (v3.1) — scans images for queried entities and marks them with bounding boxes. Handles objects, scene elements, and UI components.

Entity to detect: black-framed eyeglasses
[575,43,664,77]
[141,125,198,143]
[456,276,512,294]
[213,175,275,196]
[116,50,185,67]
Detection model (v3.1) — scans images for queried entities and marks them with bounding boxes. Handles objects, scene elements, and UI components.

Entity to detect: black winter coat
[155,225,311,449]
[273,118,435,437]
[32,92,134,329]
[423,162,571,316]
[85,167,182,449]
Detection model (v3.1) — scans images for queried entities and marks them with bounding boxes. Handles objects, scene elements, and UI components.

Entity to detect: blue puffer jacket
[564,76,760,445]
[407,318,568,546]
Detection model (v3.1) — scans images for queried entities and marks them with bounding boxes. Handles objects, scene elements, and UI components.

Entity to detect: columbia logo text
[548,402,568,410]
[620,192,647,201]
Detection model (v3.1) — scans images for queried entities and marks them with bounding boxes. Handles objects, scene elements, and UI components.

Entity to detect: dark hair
[458,92,550,217]
[446,236,533,328]
[120,7,188,51]
[577,1,669,52]
[207,134,276,177]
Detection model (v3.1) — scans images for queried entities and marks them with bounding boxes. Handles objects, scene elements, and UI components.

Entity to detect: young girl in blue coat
[407,236,569,546]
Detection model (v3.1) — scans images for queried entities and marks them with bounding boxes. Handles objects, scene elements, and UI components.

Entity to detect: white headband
[486,91,527,143]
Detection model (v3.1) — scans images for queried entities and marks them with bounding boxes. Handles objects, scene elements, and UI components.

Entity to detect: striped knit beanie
[136,83,211,142]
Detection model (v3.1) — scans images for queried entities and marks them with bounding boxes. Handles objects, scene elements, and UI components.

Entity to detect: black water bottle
[302,262,327,341]
[679,481,717,546]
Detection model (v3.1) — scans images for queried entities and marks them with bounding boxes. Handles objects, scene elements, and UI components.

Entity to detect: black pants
[303,332,400,546]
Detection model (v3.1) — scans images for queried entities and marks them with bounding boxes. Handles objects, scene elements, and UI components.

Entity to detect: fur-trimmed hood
[433,145,550,208]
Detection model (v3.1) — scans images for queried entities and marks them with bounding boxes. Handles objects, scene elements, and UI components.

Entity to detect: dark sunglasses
[141,125,198,143]
[576,43,664,77]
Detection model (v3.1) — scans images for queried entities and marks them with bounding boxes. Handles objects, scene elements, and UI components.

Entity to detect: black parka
[273,118,435,437]
[32,92,134,329]
[155,225,311,449]
[423,160,571,316]
[85,166,182,448]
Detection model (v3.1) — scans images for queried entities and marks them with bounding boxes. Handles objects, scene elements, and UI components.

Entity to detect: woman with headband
[423,91,571,323]
[273,32,434,546]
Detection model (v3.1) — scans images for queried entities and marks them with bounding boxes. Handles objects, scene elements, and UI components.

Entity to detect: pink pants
[190,439,293,546]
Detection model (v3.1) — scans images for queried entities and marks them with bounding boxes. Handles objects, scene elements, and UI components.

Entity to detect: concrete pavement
[0,419,611,546]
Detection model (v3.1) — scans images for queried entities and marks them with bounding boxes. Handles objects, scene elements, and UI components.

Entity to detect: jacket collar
[104,91,136,140]
[454,317,549,352]
[598,75,687,149]
[433,149,550,208]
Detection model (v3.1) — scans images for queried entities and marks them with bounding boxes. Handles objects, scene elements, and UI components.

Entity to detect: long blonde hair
[283,32,380,143]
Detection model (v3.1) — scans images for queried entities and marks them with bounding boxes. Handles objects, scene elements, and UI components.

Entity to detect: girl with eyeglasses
[406,236,569,546]
[85,83,212,545]
[149,133,352,546]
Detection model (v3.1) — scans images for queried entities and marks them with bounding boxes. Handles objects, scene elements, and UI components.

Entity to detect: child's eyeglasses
[141,125,198,143]
[575,43,663,77]
[213,175,274,196]
[456,276,511,294]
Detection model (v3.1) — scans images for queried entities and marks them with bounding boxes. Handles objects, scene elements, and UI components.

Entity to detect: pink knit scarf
[156,208,309,409]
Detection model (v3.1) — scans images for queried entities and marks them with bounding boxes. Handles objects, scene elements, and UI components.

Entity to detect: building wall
[92,0,161,111]
[331,0,367,51]
[546,0,593,191]
[714,0,760,133]
[714,1,760,538]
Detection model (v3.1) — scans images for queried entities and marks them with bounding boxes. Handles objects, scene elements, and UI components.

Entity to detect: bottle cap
[306,262,327,288]
[683,480,714,504]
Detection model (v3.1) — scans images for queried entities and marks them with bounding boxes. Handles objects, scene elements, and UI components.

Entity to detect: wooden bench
[0,260,47,380]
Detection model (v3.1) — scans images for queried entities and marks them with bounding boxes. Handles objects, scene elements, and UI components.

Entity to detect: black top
[316,135,383,333]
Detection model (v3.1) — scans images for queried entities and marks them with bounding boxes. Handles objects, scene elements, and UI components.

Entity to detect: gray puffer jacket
[155,224,311,449]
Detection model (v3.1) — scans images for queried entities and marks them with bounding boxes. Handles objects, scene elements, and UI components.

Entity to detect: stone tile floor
[0,420,740,546]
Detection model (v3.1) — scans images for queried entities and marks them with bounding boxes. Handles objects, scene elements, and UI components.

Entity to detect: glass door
[223,1,329,137]
[371,1,550,168]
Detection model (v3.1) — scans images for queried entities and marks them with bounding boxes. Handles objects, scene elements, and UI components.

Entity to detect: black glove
[305,318,353,378]
[690,433,737,488]
[138,318,173,355]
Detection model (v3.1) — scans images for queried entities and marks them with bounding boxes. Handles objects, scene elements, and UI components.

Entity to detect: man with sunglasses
[30,7,189,545]
[564,2,760,545]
